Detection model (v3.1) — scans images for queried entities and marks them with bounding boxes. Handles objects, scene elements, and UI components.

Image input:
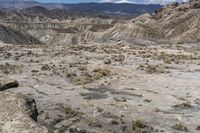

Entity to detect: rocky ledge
[0,91,48,133]
[0,77,47,133]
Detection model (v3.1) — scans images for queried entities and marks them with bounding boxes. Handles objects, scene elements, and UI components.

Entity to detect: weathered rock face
[0,78,19,91]
[99,1,200,43]
[0,25,41,44]
[0,92,48,133]
[189,0,200,9]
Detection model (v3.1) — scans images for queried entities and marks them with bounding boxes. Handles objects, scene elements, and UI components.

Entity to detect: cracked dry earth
[1,41,200,133]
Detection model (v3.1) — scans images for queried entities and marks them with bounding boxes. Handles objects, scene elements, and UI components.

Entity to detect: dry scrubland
[1,1,200,133]
[1,40,200,132]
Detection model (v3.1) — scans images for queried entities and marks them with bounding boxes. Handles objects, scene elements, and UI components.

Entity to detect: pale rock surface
[0,91,48,133]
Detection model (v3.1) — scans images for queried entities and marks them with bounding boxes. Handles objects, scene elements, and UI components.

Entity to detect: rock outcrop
[0,77,19,91]
[0,92,48,133]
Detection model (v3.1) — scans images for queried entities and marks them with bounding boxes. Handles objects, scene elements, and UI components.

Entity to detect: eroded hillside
[0,24,41,44]
[3,2,200,45]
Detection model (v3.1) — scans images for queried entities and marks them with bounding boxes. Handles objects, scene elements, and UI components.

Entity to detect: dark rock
[26,98,38,121]
[0,78,19,91]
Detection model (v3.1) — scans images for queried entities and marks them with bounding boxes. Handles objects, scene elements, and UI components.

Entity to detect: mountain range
[0,0,162,16]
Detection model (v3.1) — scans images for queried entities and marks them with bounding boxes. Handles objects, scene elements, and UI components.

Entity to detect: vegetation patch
[0,63,23,74]
[138,63,169,74]
[173,123,189,132]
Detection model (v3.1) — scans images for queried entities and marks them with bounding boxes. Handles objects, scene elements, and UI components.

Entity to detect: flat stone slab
[0,78,19,91]
[0,92,48,133]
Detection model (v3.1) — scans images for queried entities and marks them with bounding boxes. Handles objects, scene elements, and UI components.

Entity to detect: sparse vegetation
[138,63,169,74]
[69,68,111,85]
[0,63,23,74]
[173,101,192,109]
[173,123,189,132]
[113,54,126,62]
[0,1,200,132]
[132,119,153,132]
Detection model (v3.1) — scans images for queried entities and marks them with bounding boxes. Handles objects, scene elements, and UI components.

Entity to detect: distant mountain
[0,0,162,16]
[0,0,64,10]
[63,3,162,16]
[0,0,40,9]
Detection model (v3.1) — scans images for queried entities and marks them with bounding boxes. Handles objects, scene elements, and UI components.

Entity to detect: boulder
[0,92,48,133]
[0,78,19,91]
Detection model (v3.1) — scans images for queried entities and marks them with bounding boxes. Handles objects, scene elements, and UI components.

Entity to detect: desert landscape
[0,0,200,133]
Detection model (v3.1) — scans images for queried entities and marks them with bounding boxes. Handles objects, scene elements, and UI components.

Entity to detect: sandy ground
[1,41,200,133]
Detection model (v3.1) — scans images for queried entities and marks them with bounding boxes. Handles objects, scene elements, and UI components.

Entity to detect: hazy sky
[37,0,188,4]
